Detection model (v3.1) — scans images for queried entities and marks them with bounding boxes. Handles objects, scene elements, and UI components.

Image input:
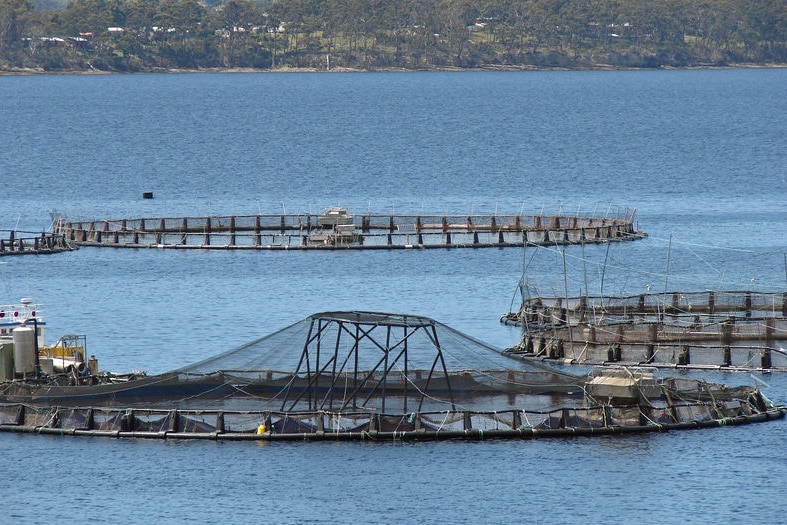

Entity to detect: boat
[1,298,48,380]
[316,207,354,227]
[0,299,147,401]
[310,207,363,246]
[1,298,44,339]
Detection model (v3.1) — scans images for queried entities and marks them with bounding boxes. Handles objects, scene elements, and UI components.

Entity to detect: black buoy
[142,192,154,199]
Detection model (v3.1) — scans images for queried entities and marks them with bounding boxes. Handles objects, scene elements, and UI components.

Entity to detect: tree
[0,0,35,49]
[211,0,262,67]
[438,0,473,65]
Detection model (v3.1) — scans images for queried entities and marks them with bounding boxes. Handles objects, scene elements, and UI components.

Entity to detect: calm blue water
[1,69,787,523]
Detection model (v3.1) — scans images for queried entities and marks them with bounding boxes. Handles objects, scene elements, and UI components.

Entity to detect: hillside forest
[1,0,786,72]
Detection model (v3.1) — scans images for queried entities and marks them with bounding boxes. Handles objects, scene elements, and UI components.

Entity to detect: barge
[1,299,144,398]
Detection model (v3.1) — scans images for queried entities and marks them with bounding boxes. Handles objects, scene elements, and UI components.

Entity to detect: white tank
[13,326,37,375]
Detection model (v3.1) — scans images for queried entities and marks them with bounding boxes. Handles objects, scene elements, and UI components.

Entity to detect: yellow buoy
[256,424,266,435]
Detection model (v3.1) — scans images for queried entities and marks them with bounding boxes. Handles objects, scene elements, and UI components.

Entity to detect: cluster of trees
[1,0,786,72]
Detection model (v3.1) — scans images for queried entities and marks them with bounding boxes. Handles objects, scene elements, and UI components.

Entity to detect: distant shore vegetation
[1,0,786,73]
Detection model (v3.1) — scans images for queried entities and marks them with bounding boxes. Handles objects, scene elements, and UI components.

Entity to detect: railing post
[255,215,261,246]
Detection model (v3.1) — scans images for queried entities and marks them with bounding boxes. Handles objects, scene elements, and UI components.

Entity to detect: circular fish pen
[55,209,644,251]
[1,312,783,441]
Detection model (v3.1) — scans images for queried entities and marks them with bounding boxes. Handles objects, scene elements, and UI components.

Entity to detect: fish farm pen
[1,396,783,441]
[0,230,74,256]
[55,208,643,250]
[502,290,787,371]
[1,311,783,441]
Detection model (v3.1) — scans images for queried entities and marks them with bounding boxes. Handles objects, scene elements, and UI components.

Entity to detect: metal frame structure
[281,312,456,413]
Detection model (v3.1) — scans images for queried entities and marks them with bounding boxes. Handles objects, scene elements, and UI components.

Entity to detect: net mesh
[164,311,586,413]
[177,311,570,375]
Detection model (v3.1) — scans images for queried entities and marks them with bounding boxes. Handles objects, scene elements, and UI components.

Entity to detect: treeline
[1,0,786,72]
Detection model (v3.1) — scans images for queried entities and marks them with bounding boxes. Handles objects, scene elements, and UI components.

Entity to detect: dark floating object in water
[1,311,783,441]
[142,192,154,199]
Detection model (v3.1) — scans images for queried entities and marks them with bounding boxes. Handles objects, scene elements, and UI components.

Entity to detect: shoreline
[2,62,786,76]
